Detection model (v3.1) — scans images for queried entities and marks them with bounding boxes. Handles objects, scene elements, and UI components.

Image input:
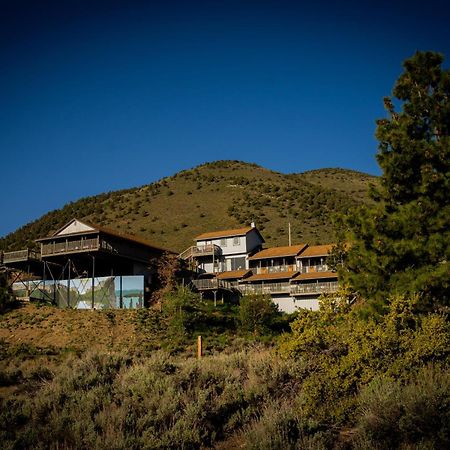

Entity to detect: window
[231,257,246,270]
[233,236,240,246]
[220,238,227,247]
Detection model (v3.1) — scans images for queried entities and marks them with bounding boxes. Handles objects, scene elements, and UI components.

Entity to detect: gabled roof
[248,244,307,260]
[242,271,299,282]
[36,218,175,254]
[216,269,252,280]
[291,271,338,281]
[195,226,265,242]
[297,244,335,258]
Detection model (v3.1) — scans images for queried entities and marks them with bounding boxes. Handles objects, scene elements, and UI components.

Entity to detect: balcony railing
[255,265,296,274]
[239,282,292,295]
[41,237,100,256]
[179,244,222,260]
[301,264,329,273]
[290,281,338,295]
[2,249,41,264]
[192,279,235,291]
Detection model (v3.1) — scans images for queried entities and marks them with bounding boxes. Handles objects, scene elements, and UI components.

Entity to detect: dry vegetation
[0,292,448,450]
[0,161,376,252]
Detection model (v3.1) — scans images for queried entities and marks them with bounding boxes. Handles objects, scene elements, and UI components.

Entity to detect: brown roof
[216,269,252,280]
[243,271,299,282]
[297,244,335,258]
[292,271,338,281]
[36,219,175,254]
[248,244,307,260]
[195,226,264,242]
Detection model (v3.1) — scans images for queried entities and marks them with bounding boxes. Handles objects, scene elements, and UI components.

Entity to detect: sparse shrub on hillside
[239,294,280,336]
[280,293,450,426]
[0,272,14,313]
[354,366,450,449]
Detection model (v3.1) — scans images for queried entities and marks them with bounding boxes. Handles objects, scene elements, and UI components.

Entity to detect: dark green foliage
[0,161,374,253]
[355,366,450,449]
[0,272,14,313]
[239,294,280,335]
[341,51,450,308]
[281,293,450,442]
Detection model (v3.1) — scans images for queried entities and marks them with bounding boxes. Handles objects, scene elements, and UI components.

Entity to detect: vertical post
[67,259,71,308]
[213,290,217,307]
[119,275,123,309]
[197,335,202,359]
[91,255,95,309]
[43,262,46,302]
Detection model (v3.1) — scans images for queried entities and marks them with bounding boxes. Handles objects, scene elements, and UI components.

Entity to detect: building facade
[181,225,339,312]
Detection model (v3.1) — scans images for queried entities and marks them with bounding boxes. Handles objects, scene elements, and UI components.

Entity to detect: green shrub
[239,294,279,336]
[355,365,450,449]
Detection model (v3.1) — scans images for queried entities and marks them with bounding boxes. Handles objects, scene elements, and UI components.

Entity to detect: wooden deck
[41,237,100,257]
[179,244,221,260]
[290,281,338,295]
[2,249,41,264]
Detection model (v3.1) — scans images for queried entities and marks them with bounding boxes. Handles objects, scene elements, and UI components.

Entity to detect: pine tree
[342,51,450,308]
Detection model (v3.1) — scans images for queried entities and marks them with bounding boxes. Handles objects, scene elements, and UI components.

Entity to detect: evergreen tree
[341,51,450,308]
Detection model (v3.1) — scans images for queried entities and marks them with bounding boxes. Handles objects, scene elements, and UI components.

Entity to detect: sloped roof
[216,269,252,280]
[195,226,264,242]
[297,244,335,258]
[242,271,299,282]
[248,244,307,260]
[291,271,338,281]
[36,218,175,254]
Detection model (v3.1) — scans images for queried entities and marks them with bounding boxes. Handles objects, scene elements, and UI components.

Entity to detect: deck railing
[41,237,100,256]
[301,264,329,273]
[3,249,41,263]
[255,265,296,274]
[291,281,338,295]
[192,279,234,290]
[239,282,292,295]
[179,244,222,260]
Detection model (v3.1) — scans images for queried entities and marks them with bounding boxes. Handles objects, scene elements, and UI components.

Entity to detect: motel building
[180,224,339,312]
[1,220,339,312]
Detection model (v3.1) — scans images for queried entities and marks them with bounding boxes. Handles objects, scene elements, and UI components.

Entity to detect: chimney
[250,221,255,228]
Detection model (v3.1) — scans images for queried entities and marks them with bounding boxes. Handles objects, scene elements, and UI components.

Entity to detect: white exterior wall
[272,295,320,313]
[195,228,263,273]
[57,220,95,236]
[200,261,214,273]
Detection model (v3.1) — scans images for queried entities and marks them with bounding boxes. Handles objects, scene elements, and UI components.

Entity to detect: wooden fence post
[197,335,202,359]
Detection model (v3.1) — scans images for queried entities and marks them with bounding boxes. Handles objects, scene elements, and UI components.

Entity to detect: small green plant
[239,294,279,336]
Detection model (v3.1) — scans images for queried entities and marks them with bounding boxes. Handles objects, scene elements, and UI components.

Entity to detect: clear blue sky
[1,0,449,237]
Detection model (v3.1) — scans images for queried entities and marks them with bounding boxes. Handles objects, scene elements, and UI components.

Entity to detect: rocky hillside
[0,160,377,252]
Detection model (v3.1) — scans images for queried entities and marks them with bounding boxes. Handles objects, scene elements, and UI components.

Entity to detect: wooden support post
[213,290,217,307]
[119,275,123,309]
[91,255,95,309]
[67,259,71,308]
[43,262,46,301]
[197,335,202,359]
[221,292,224,304]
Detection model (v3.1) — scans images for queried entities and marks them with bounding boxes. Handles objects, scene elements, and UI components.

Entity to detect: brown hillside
[0,160,377,253]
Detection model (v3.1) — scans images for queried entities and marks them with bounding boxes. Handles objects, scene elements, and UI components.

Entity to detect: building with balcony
[2,218,174,308]
[180,224,264,274]
[182,225,339,313]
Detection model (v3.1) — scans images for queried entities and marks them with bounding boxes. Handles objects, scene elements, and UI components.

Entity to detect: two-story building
[181,224,339,313]
[180,224,264,274]
[3,218,174,309]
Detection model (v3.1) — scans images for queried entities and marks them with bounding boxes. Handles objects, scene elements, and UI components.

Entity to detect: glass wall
[12,275,145,309]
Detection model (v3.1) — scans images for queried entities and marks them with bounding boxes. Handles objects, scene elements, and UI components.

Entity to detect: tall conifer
[342,51,449,308]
